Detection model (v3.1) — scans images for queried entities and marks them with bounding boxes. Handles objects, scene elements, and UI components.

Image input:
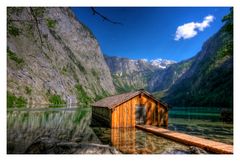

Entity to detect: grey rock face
[7,7,115,106]
[148,58,194,92]
[105,55,175,75]
[104,55,175,93]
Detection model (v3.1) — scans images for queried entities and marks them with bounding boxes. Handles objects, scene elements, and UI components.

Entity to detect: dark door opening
[136,105,146,125]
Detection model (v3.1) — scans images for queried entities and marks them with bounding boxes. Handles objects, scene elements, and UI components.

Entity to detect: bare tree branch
[91,7,123,25]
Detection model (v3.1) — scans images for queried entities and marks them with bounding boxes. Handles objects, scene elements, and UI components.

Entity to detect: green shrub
[7,92,15,108]
[7,91,27,108]
[8,24,20,36]
[15,96,27,107]
[94,89,109,101]
[75,84,91,105]
[91,69,99,78]
[31,7,45,17]
[81,23,95,39]
[25,86,32,95]
[61,66,67,75]
[46,18,57,29]
[48,94,66,106]
[216,40,233,60]
[7,48,24,65]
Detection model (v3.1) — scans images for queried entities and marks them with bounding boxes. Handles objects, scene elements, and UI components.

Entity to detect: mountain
[7,7,233,110]
[148,58,194,92]
[149,59,176,69]
[104,10,233,109]
[162,11,233,108]
[7,7,115,107]
[104,55,175,93]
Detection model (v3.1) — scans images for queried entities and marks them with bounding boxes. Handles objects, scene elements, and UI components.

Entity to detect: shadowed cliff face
[163,25,233,108]
[7,7,115,106]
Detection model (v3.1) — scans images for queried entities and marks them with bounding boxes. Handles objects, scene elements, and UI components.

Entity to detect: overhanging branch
[91,7,123,25]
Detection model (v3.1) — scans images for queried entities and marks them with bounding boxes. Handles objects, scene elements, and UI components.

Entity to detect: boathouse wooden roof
[92,89,169,110]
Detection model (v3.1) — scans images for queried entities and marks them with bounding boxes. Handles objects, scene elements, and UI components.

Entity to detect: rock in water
[189,146,208,154]
[25,137,121,154]
[163,146,208,154]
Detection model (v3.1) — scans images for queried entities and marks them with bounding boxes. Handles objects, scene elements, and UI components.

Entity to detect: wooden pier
[136,125,233,154]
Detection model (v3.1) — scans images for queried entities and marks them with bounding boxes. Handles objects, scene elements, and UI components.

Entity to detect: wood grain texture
[93,93,168,128]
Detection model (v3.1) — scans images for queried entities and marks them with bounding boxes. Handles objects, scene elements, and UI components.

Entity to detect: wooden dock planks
[136,125,233,154]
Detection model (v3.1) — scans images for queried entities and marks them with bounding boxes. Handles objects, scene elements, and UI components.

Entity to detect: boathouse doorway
[135,105,146,125]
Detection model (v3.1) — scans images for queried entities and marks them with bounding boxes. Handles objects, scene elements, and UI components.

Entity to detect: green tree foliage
[25,86,32,95]
[8,24,20,37]
[48,94,66,106]
[31,7,45,17]
[7,91,27,108]
[75,84,91,105]
[46,18,57,29]
[94,89,109,101]
[217,8,233,59]
[222,8,233,35]
[7,48,24,65]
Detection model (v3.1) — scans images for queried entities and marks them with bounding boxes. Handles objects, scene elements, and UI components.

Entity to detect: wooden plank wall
[111,93,168,128]
[111,96,139,128]
[92,106,111,126]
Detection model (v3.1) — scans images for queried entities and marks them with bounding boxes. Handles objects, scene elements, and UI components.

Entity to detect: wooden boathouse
[91,89,169,128]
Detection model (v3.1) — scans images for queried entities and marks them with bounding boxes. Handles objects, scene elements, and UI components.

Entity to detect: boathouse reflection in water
[108,127,188,154]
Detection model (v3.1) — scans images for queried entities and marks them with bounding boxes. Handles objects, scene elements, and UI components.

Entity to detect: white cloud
[174,15,214,41]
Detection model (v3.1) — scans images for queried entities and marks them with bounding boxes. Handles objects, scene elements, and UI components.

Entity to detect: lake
[7,106,233,154]
[168,107,233,145]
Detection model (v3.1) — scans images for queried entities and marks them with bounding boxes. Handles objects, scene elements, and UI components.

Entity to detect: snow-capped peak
[150,58,176,69]
[140,58,148,62]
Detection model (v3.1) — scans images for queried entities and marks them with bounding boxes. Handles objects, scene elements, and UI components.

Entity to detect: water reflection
[168,107,233,145]
[93,127,189,154]
[7,107,101,153]
[7,106,233,154]
[111,128,136,154]
[169,107,232,122]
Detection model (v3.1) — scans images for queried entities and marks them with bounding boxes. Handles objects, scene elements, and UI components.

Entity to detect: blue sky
[71,7,230,62]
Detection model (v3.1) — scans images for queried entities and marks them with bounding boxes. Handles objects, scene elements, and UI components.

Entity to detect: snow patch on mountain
[150,58,176,69]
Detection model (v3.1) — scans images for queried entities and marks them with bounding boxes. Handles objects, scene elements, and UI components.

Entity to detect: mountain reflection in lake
[7,106,233,154]
[7,107,189,154]
[7,107,101,153]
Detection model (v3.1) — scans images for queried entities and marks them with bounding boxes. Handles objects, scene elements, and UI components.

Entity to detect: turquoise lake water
[168,107,233,145]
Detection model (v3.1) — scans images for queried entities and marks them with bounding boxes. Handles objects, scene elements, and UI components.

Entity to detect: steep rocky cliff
[7,7,115,107]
